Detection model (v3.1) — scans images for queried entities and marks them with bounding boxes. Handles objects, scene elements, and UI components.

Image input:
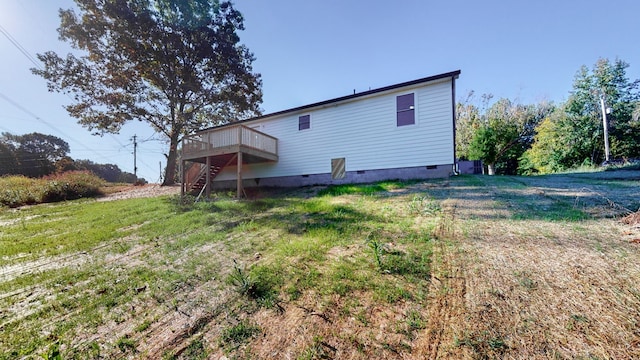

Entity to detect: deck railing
[181,124,278,159]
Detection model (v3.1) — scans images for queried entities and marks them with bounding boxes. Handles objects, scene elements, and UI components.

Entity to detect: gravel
[97,184,181,202]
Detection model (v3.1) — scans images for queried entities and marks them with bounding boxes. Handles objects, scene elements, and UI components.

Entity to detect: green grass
[182,338,208,359]
[450,173,635,222]
[317,179,416,196]
[0,179,440,358]
[2,173,635,358]
[509,196,591,221]
[219,321,261,351]
[1,197,165,261]
[488,176,528,188]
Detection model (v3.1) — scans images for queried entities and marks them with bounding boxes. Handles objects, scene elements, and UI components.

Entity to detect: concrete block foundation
[210,164,454,190]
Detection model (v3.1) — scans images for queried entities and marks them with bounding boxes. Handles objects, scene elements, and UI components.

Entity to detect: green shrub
[42,171,105,202]
[116,335,136,353]
[0,171,105,207]
[0,176,44,207]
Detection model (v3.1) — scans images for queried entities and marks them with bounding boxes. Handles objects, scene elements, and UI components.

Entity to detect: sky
[0,0,638,182]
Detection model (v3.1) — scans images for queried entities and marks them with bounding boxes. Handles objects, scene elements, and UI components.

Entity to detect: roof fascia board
[204,70,461,130]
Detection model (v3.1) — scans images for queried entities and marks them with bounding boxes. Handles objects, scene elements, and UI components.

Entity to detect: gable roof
[207,70,461,130]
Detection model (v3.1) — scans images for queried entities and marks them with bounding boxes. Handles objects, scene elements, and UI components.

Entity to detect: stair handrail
[194,182,207,203]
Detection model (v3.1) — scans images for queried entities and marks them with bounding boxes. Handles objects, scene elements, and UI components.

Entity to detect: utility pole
[599,94,611,163]
[132,134,138,177]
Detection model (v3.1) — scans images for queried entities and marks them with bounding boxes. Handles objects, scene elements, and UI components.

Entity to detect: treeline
[0,132,143,183]
[457,58,640,175]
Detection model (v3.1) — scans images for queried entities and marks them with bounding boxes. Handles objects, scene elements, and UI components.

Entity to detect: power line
[137,157,157,174]
[0,19,161,180]
[0,91,113,164]
[0,92,70,138]
[0,19,131,154]
[0,23,41,70]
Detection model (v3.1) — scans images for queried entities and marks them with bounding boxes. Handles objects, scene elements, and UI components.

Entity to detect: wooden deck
[182,124,278,163]
[180,124,278,198]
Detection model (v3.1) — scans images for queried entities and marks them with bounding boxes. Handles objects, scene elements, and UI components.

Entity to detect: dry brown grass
[227,292,422,359]
[427,174,640,359]
[622,211,640,226]
[461,220,639,358]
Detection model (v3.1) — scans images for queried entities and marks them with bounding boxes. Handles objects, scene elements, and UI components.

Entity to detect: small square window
[397,93,415,126]
[299,115,310,130]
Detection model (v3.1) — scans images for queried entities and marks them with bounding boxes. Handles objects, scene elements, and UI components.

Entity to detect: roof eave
[201,69,461,131]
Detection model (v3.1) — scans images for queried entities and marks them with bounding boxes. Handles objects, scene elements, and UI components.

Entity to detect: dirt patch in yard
[622,210,640,225]
[0,251,93,282]
[98,184,181,201]
[621,211,640,244]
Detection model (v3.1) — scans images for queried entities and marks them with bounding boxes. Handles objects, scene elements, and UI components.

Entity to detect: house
[180,70,461,197]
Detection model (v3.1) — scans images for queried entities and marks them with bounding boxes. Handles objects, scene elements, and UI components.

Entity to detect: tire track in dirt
[415,205,472,359]
[139,287,237,359]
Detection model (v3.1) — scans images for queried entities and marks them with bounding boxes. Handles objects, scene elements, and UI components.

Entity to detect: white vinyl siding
[214,79,454,181]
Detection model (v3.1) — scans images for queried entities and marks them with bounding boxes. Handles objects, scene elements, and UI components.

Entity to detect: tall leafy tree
[519,110,570,174]
[33,0,262,185]
[73,159,138,183]
[563,58,640,165]
[467,98,553,175]
[10,133,70,163]
[1,132,70,177]
[0,141,18,176]
[455,91,483,160]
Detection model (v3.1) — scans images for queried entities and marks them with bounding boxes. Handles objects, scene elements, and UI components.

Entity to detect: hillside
[1,171,639,359]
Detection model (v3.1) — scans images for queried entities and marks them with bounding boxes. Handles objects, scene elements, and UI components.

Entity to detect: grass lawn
[1,170,639,359]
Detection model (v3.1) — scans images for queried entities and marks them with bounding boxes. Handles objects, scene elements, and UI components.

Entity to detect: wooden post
[236,126,243,199]
[237,151,243,198]
[205,156,211,198]
[180,160,185,197]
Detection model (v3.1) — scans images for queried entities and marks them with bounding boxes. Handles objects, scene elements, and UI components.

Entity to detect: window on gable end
[299,114,311,130]
[396,93,415,126]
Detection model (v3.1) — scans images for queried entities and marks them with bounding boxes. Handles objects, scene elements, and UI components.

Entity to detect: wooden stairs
[185,154,237,195]
[188,165,222,194]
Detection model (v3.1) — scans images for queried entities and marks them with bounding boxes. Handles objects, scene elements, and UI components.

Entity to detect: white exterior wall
[214,78,454,181]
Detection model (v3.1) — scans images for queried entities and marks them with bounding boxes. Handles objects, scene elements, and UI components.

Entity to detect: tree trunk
[487,163,496,175]
[162,133,179,186]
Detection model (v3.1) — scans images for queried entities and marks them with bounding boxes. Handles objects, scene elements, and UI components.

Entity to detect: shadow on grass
[169,171,638,224]
[164,188,391,245]
[172,176,587,226]
[428,174,638,221]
